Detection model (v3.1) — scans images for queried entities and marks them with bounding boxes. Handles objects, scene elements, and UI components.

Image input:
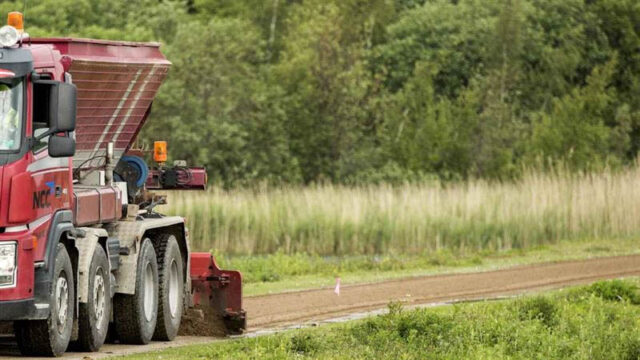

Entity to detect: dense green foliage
[5,0,640,186]
[122,279,640,359]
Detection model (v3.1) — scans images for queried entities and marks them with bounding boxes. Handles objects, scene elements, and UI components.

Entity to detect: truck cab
[0,40,76,317]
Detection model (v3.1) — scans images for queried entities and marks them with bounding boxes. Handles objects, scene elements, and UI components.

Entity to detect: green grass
[162,168,640,256]
[218,237,639,296]
[116,279,640,360]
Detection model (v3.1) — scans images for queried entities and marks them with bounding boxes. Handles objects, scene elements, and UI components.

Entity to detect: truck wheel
[153,234,184,341]
[14,243,74,357]
[114,238,158,344]
[75,245,111,351]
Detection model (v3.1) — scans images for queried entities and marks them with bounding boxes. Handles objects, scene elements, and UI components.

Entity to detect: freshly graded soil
[178,306,227,337]
[245,254,640,329]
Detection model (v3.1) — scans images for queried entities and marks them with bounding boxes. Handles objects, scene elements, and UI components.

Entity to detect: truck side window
[32,75,52,152]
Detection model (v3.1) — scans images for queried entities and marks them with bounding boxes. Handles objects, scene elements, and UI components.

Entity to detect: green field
[116,279,640,360]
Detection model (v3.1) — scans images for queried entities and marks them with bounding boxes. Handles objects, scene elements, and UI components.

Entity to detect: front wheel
[15,243,75,357]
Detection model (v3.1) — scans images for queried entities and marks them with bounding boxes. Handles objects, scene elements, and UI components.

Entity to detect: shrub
[518,296,558,328]
[585,280,640,304]
[289,333,320,355]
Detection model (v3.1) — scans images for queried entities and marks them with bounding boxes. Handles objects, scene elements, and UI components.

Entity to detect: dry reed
[160,168,640,255]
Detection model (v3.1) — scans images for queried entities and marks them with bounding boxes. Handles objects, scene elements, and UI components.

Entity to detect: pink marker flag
[334,277,341,296]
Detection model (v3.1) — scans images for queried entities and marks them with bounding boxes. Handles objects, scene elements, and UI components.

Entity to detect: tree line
[3,0,640,186]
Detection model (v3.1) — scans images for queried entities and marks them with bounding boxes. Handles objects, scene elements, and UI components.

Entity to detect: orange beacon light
[7,12,23,33]
[154,141,168,163]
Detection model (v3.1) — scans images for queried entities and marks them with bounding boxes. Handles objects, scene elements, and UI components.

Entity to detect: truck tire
[75,245,111,351]
[14,243,74,357]
[153,234,184,341]
[113,238,158,344]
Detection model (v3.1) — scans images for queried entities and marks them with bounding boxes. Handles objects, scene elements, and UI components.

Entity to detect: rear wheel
[15,243,74,357]
[75,245,111,351]
[153,234,184,341]
[114,238,158,344]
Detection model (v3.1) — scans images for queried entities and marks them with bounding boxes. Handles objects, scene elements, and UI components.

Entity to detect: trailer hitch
[189,253,246,335]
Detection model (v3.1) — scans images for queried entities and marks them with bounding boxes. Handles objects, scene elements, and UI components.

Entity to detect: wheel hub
[93,266,106,330]
[168,259,180,318]
[55,275,69,333]
[143,263,154,322]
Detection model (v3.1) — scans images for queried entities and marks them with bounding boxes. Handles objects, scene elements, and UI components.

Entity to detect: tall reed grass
[160,167,640,255]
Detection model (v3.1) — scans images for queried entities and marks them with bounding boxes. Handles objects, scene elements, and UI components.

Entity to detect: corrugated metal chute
[29,38,171,169]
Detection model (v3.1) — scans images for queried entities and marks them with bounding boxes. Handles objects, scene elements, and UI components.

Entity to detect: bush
[584,280,640,304]
[518,296,558,328]
[623,338,640,360]
[289,333,321,355]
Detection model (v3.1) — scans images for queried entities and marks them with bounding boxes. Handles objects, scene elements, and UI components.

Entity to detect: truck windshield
[0,78,23,151]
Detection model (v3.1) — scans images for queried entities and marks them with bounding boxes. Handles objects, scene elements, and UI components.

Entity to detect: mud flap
[189,253,246,335]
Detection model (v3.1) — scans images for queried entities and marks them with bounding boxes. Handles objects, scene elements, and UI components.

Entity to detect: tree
[381,62,478,179]
[1,0,639,184]
[143,18,299,186]
[472,0,525,178]
[529,59,618,169]
[274,2,373,183]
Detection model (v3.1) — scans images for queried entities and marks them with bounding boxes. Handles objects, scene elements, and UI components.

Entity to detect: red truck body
[0,35,244,357]
[0,38,170,301]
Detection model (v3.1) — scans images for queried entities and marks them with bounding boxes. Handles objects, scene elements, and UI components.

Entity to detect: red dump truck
[0,12,245,357]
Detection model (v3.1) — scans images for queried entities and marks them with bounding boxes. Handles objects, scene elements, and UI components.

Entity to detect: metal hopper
[29,38,171,170]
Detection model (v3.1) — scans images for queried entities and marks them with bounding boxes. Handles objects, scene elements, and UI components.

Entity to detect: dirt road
[246,254,640,329]
[1,254,639,359]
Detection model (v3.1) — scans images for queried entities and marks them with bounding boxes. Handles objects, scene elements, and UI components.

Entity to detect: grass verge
[116,278,640,360]
[217,237,639,296]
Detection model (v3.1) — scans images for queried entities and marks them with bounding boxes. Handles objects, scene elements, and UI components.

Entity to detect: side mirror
[48,135,75,158]
[49,82,77,132]
[33,79,77,134]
